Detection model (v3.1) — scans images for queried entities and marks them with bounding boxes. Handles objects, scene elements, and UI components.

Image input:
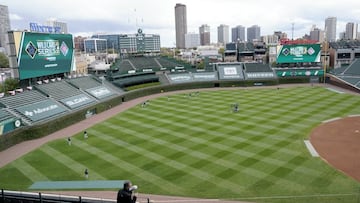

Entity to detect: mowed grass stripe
[121,110,308,164]
[40,145,105,180]
[104,118,313,189]
[112,113,321,177]
[70,135,188,194]
[11,159,49,182]
[89,126,247,193]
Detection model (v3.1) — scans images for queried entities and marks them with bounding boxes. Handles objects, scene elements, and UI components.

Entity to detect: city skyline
[2,0,360,47]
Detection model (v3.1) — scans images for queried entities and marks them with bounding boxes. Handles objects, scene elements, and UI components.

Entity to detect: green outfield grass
[1,86,360,202]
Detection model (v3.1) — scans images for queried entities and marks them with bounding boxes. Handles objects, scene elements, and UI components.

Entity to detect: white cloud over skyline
[2,0,360,47]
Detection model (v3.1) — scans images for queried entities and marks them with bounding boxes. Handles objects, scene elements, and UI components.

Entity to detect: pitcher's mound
[310,116,360,181]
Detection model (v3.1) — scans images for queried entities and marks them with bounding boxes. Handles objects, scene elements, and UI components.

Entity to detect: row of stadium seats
[0,77,118,126]
[244,63,273,73]
[329,59,360,90]
[35,81,83,101]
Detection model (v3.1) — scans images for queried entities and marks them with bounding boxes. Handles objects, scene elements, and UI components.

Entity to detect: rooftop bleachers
[67,77,102,90]
[0,109,15,122]
[244,63,273,72]
[35,81,83,101]
[0,90,47,108]
[330,40,360,49]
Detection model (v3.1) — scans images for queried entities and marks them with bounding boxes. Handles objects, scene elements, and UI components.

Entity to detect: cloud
[3,0,360,47]
[9,13,23,21]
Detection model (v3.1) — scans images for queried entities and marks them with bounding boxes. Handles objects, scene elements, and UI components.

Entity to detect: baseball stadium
[0,31,360,203]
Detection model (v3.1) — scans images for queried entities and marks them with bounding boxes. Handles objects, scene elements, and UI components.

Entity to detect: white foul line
[304,140,319,157]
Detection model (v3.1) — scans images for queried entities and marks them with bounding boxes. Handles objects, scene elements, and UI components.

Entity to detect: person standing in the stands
[117,181,137,203]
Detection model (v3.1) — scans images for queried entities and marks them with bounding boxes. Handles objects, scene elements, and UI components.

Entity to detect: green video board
[276,44,321,64]
[17,32,74,80]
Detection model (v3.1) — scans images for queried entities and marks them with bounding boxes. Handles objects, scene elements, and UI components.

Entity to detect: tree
[218,48,225,62]
[4,78,19,92]
[0,53,9,68]
[196,60,205,69]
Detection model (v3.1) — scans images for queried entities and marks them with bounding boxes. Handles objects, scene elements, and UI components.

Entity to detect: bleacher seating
[337,77,360,86]
[35,81,83,100]
[330,59,360,90]
[343,59,360,75]
[156,57,182,68]
[0,108,15,122]
[128,57,160,70]
[244,63,273,72]
[118,59,136,74]
[68,77,102,90]
[0,90,47,108]
[112,73,159,88]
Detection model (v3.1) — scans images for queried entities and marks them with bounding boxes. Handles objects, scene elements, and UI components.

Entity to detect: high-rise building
[325,17,337,42]
[175,3,187,49]
[310,26,324,43]
[0,4,11,51]
[217,24,229,44]
[84,38,107,53]
[273,31,287,40]
[339,32,346,40]
[345,22,358,40]
[247,25,261,42]
[185,33,200,49]
[45,19,68,34]
[231,25,245,42]
[199,24,210,46]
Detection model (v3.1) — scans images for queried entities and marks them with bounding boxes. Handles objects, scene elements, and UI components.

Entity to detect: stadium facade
[84,38,107,53]
[92,29,160,55]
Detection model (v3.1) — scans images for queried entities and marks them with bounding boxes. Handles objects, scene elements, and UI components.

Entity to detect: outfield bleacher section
[0,90,68,123]
[0,90,47,108]
[35,81,97,109]
[113,56,193,75]
[0,109,14,122]
[128,57,160,70]
[111,72,159,88]
[35,81,84,100]
[67,76,102,90]
[330,59,360,89]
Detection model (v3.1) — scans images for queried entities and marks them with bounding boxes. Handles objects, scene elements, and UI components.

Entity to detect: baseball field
[1,86,360,203]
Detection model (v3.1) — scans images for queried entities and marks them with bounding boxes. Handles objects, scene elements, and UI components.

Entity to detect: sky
[2,0,360,47]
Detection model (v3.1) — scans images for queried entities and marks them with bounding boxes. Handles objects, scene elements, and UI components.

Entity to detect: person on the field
[67,137,72,146]
[117,181,137,203]
[84,168,89,179]
[84,131,88,139]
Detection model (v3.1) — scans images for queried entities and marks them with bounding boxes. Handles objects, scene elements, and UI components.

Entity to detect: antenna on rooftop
[291,22,294,40]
